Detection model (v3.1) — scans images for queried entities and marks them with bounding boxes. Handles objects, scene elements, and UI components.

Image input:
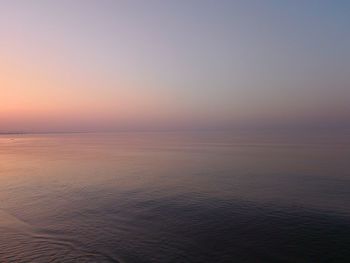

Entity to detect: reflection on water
[0,132,349,262]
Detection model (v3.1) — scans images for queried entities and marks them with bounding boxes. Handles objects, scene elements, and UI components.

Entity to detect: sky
[1,0,349,133]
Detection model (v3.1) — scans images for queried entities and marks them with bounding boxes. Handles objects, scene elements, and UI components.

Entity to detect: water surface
[0,132,349,262]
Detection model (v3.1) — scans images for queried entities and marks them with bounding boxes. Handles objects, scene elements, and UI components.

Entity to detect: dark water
[0,132,349,262]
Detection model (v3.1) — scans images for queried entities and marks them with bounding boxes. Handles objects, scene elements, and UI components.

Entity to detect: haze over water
[1,1,350,261]
[1,132,349,262]
[1,1,350,133]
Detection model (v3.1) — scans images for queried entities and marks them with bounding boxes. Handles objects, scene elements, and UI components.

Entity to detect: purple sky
[1,0,349,132]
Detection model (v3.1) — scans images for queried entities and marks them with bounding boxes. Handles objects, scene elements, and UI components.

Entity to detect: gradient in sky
[1,0,349,132]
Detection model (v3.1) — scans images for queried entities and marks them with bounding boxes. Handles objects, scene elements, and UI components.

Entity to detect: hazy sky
[1,0,349,132]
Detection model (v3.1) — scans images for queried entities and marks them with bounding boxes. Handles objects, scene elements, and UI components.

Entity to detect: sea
[0,132,349,262]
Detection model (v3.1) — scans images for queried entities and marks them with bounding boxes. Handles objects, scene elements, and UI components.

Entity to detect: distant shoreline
[0,131,89,135]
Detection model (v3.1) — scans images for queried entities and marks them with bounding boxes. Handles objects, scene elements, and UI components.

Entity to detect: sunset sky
[1,0,349,132]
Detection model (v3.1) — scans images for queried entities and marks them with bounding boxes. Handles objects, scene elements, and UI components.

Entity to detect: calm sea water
[0,132,349,262]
